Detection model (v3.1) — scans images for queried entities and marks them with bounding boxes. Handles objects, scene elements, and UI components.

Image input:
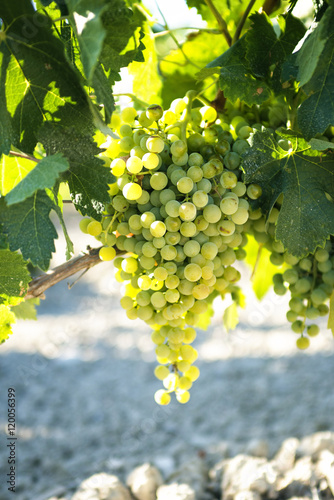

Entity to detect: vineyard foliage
[0,0,334,400]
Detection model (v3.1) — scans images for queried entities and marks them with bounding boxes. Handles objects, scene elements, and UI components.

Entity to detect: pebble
[126,464,163,500]
[221,455,277,499]
[156,483,195,500]
[71,473,132,500]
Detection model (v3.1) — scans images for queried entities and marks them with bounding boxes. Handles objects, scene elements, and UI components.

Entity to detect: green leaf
[208,36,271,106]
[0,153,36,196]
[159,30,226,106]
[11,298,40,321]
[91,63,115,125]
[0,190,57,270]
[0,249,30,297]
[297,16,334,139]
[66,0,108,83]
[309,138,334,151]
[0,3,94,154]
[98,1,145,74]
[295,23,327,87]
[195,66,220,81]
[128,27,162,104]
[39,125,114,219]
[5,153,69,205]
[196,300,215,331]
[243,130,334,257]
[246,13,305,82]
[0,304,15,344]
[223,302,239,332]
[244,235,284,299]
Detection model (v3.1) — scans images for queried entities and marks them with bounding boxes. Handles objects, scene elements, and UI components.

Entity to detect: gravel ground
[0,206,334,500]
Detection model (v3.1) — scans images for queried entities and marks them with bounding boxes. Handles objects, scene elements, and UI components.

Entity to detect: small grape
[154,389,171,405]
[99,246,116,261]
[296,336,310,350]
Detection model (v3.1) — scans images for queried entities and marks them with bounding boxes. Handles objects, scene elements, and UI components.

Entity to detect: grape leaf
[159,30,226,106]
[297,9,334,139]
[246,13,306,82]
[0,153,36,196]
[223,302,239,332]
[309,138,334,151]
[243,130,334,257]
[0,249,30,297]
[0,3,94,154]
[91,63,115,125]
[128,27,162,104]
[5,153,69,205]
[0,190,57,270]
[39,125,114,219]
[244,235,285,300]
[294,22,327,87]
[11,297,40,321]
[66,0,108,83]
[0,304,15,344]
[208,36,271,106]
[98,1,145,74]
[196,298,215,331]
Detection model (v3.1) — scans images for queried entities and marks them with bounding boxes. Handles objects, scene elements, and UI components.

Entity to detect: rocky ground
[0,206,333,500]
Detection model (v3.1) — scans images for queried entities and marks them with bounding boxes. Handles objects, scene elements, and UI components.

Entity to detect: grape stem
[204,0,232,46]
[250,242,264,280]
[232,0,257,44]
[9,150,40,163]
[25,246,125,300]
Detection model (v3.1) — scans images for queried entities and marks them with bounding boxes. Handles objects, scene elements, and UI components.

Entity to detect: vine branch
[204,0,232,46]
[232,0,257,44]
[9,150,40,163]
[26,247,103,300]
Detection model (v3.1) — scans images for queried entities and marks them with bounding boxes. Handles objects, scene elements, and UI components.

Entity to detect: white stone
[156,483,195,500]
[72,473,132,500]
[221,455,277,499]
[276,456,314,498]
[316,450,334,496]
[273,437,299,473]
[126,463,163,500]
[297,432,334,459]
[234,491,261,500]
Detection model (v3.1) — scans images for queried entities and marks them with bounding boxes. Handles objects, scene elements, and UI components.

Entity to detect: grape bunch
[80,92,262,404]
[270,239,333,348]
[79,93,332,404]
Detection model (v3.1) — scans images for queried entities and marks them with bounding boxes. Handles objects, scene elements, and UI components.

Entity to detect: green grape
[215,139,230,156]
[87,221,102,237]
[179,202,197,221]
[123,183,142,201]
[146,136,165,153]
[291,320,304,334]
[183,240,201,257]
[307,324,320,337]
[220,195,239,215]
[143,152,160,170]
[150,172,168,190]
[203,204,222,223]
[177,177,194,194]
[99,246,116,261]
[296,336,310,350]
[146,104,163,122]
[247,184,262,200]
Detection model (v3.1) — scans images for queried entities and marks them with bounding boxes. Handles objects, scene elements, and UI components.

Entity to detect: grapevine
[0,0,334,405]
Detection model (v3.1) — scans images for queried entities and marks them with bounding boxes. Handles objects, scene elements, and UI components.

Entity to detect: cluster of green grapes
[270,239,332,348]
[239,193,332,349]
[80,92,263,404]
